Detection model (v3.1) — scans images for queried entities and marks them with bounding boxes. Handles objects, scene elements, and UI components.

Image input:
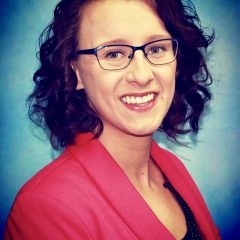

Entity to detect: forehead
[78,0,170,48]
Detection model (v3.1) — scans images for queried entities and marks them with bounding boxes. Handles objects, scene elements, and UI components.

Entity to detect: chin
[123,126,158,138]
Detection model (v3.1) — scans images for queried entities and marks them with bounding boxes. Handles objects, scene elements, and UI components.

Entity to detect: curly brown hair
[28,0,214,149]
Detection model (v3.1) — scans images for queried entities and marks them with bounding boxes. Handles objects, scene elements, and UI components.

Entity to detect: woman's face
[73,0,176,138]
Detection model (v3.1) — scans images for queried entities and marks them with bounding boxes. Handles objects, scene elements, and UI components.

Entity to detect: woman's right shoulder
[17,149,89,202]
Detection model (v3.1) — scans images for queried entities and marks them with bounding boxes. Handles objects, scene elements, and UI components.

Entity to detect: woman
[4,0,221,239]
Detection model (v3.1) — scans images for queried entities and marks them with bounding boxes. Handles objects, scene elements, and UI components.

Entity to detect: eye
[97,45,131,62]
[148,46,165,55]
[105,51,124,60]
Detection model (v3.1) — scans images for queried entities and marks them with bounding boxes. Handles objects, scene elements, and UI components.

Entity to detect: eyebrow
[96,38,129,47]
[146,34,172,42]
[96,34,172,47]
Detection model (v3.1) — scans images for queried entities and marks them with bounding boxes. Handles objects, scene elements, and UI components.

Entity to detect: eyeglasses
[74,38,178,70]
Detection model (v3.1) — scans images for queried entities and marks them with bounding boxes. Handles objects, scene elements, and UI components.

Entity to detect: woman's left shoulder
[151,141,187,169]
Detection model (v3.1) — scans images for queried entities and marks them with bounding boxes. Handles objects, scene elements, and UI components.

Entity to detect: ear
[70,61,84,90]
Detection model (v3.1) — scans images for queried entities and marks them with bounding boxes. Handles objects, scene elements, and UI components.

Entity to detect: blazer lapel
[68,133,175,239]
[151,141,217,239]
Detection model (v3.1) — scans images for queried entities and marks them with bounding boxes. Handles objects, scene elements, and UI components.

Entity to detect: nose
[126,51,154,86]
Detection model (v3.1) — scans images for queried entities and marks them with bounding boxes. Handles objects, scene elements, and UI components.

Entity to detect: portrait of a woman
[4,0,222,239]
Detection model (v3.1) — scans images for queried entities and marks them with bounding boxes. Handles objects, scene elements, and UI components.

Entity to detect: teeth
[130,96,136,104]
[121,93,154,104]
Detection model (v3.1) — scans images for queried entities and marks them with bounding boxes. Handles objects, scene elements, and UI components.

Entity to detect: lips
[120,92,156,105]
[120,92,158,112]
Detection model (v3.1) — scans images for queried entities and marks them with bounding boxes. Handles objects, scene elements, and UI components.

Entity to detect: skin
[72,0,186,238]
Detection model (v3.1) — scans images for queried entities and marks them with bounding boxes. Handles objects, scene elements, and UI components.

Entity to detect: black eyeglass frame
[73,38,178,70]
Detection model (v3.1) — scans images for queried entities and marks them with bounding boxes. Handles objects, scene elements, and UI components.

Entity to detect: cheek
[157,66,176,94]
[82,70,123,101]
[163,81,175,109]
[168,76,176,103]
[81,75,113,111]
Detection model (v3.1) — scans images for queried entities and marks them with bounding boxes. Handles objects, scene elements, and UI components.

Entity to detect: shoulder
[151,141,187,171]
[5,150,95,239]
[14,134,110,209]
[151,141,199,189]
[17,149,91,205]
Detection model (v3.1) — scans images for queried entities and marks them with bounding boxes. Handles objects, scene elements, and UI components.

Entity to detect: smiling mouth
[120,93,155,105]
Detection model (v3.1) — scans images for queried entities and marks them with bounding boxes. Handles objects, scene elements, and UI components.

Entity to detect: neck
[99,128,154,187]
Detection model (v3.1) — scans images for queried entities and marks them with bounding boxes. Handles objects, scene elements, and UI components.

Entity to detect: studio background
[0,1,239,239]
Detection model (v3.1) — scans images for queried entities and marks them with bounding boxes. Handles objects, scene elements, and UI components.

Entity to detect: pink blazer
[4,133,221,239]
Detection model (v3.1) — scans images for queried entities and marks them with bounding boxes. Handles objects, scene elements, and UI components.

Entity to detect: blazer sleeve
[4,192,93,240]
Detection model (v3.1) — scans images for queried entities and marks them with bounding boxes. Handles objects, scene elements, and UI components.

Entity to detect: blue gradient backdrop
[0,1,239,239]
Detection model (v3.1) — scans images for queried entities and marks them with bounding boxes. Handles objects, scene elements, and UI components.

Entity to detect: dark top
[163,181,202,240]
